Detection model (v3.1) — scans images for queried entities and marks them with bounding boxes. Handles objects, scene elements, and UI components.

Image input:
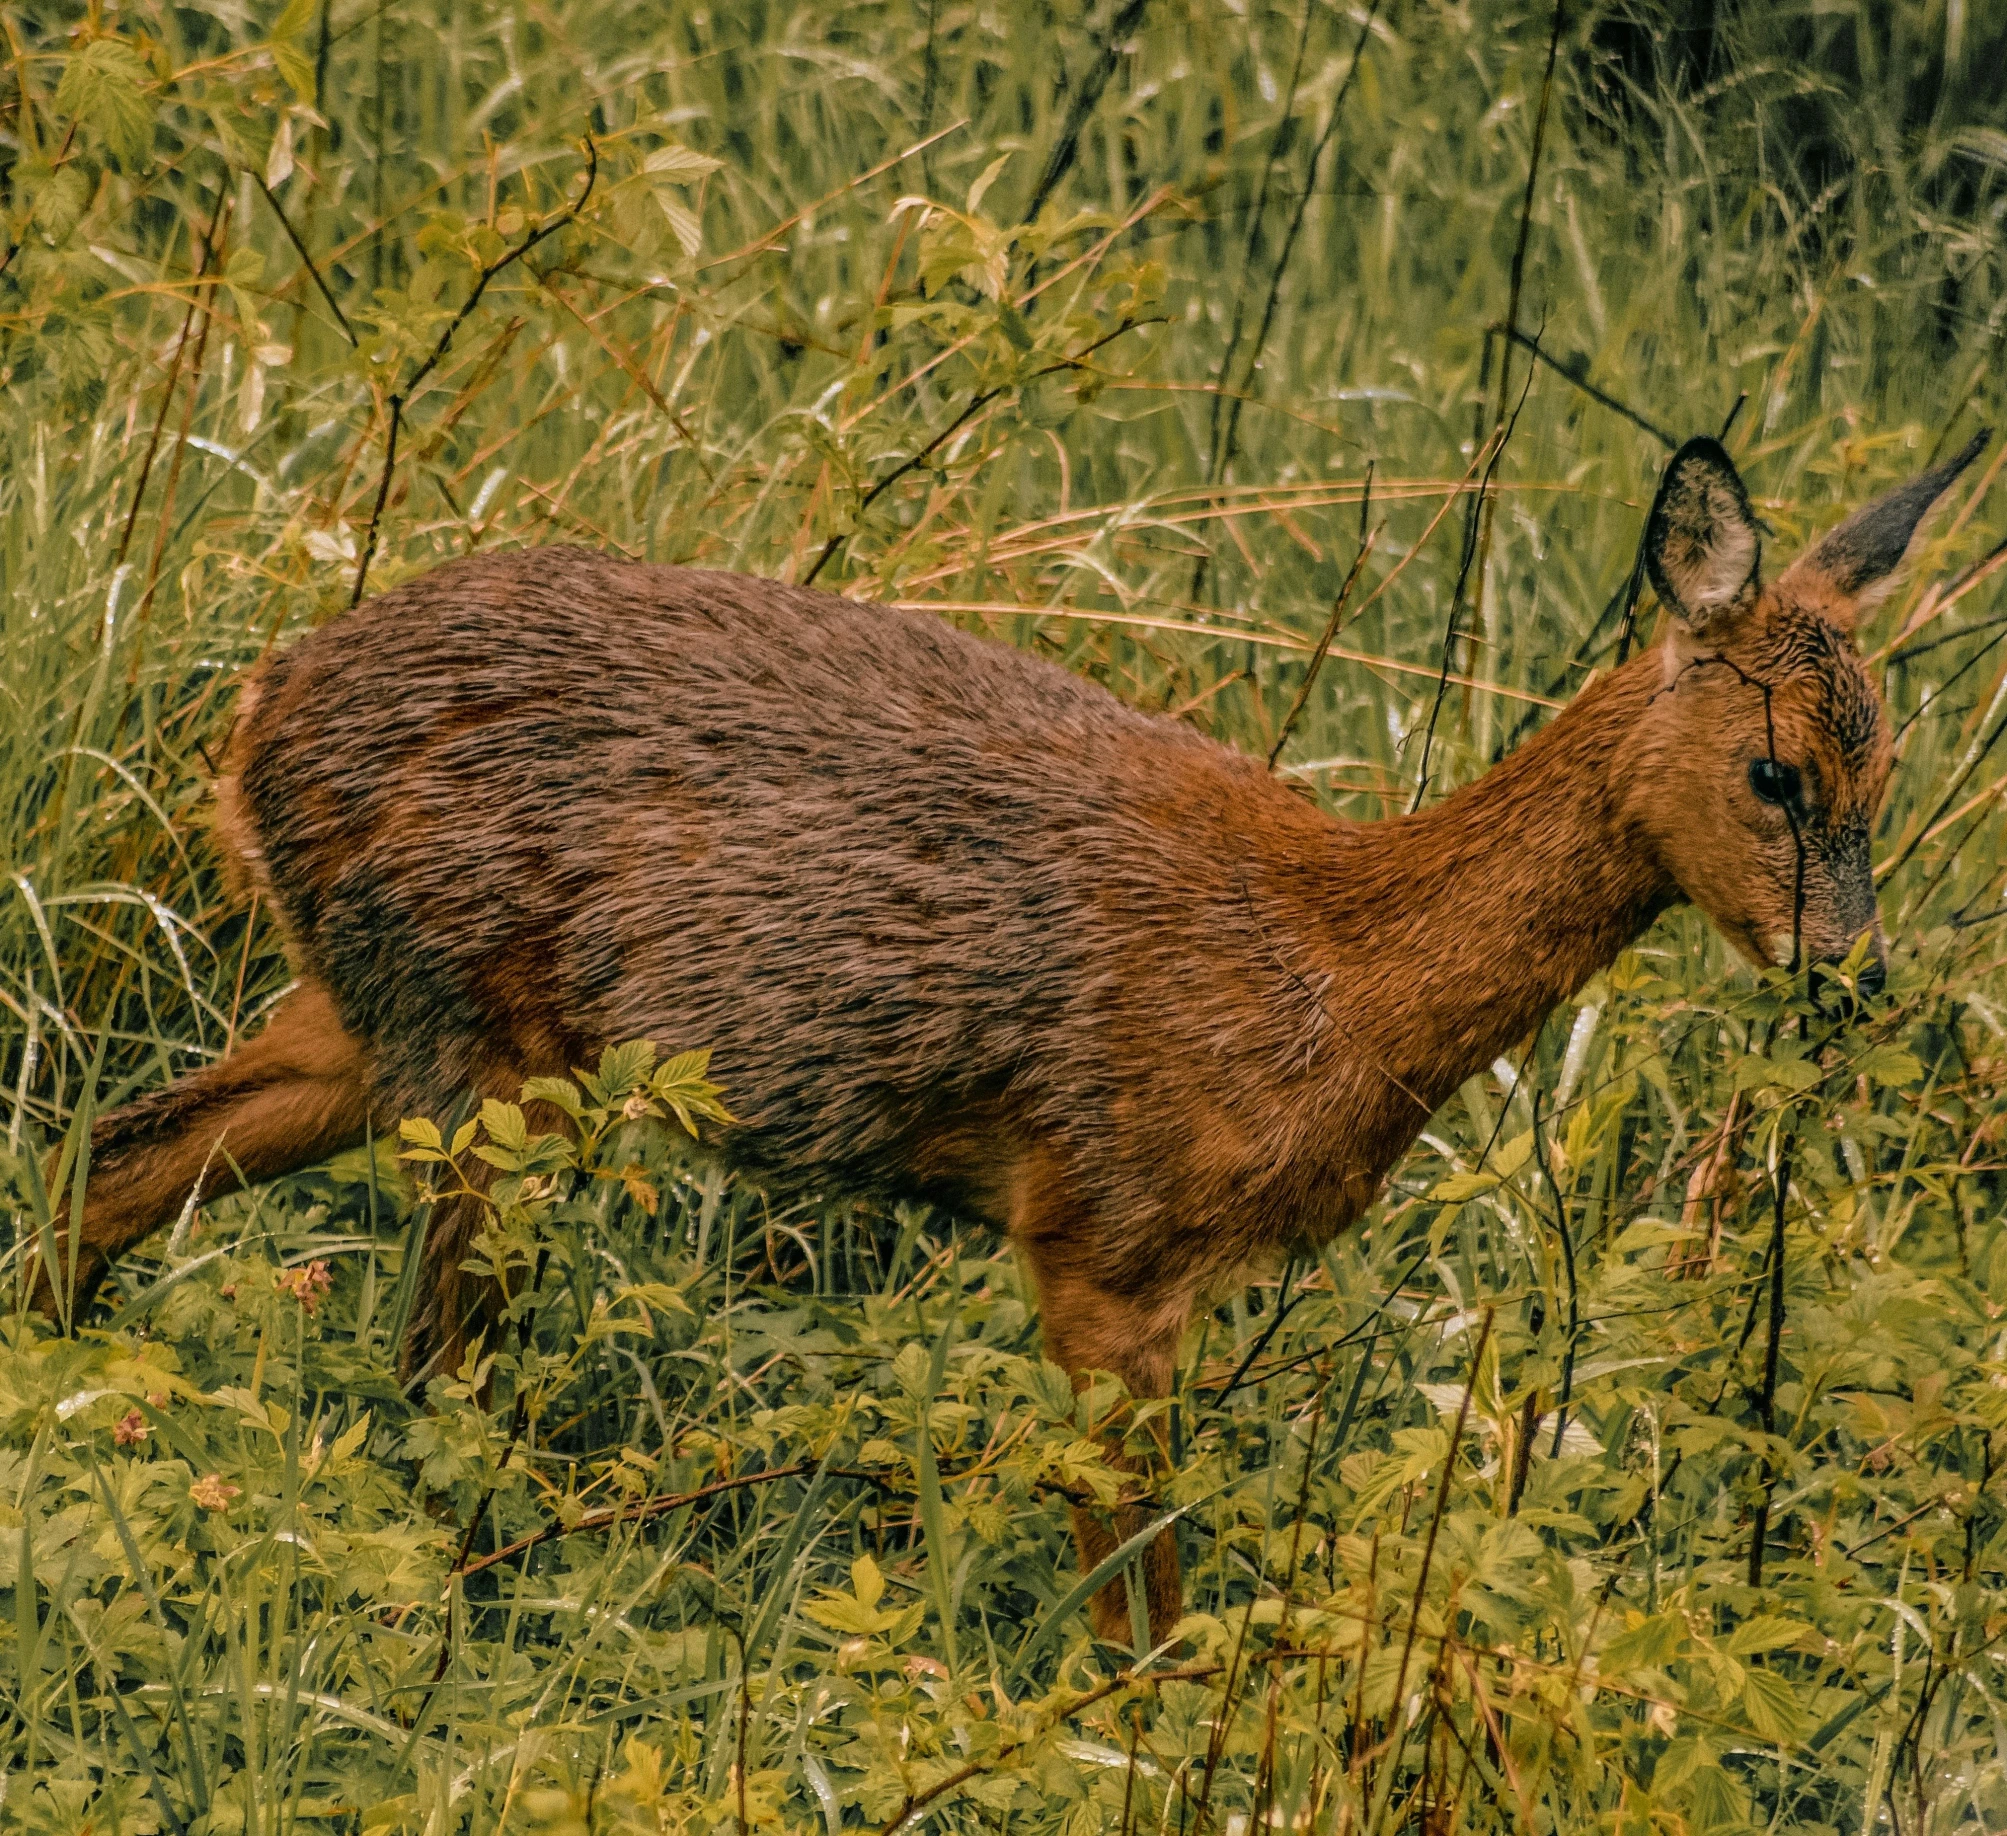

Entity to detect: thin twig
[1532,1076,1581,1459]
[1410,368,1535,807]
[115,201,227,570]
[254,172,357,345]
[135,207,230,625]
[1879,701,2007,884]
[1364,1308,1495,1836]
[1206,1237,1432,1403]
[456,1454,1106,1580]
[1748,1135,1792,1588]
[351,135,599,607]
[1203,0,1381,523]
[460,1462,821,1579]
[801,316,1159,585]
[1497,324,1674,448]
[1201,0,1320,506]
[1467,1,1566,655]
[1268,523,1381,767]
[698,121,968,274]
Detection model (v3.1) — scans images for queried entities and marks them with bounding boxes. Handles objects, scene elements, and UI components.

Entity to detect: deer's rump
[221,548,1299,1222]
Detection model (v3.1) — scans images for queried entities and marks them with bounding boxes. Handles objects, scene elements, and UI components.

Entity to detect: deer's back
[225,548,1358,1255]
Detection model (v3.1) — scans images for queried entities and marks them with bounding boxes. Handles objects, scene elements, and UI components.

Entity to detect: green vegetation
[4,2,2007,1829]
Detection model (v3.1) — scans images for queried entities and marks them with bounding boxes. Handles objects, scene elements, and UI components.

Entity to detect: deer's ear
[1644,437,1763,640]
[1778,431,1990,627]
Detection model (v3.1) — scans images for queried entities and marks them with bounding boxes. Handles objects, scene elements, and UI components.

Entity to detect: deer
[26,429,1987,1642]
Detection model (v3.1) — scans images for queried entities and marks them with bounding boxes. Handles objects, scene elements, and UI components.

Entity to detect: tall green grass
[3,1,2007,1829]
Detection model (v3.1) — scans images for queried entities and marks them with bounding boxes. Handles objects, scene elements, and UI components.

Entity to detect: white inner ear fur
[1663,478,1760,628]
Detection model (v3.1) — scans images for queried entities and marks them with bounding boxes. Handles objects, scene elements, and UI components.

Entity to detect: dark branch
[350,135,599,608]
[254,173,357,346]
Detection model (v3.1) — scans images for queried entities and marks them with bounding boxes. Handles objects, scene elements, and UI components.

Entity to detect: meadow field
[3,2,2007,1829]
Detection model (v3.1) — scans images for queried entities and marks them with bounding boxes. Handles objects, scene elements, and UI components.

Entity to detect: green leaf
[644,144,723,181]
[520,1076,583,1119]
[1740,1664,1806,1742]
[480,1100,528,1151]
[1599,1610,1685,1671]
[597,1040,658,1097]
[1683,1760,1750,1831]
[1856,1044,1922,1089]
[54,38,154,169]
[967,153,1011,215]
[652,1048,733,1134]
[271,0,318,98]
[1721,1613,1812,1658]
[1733,1053,1822,1094]
[657,196,702,259]
[224,246,268,339]
[271,39,315,101]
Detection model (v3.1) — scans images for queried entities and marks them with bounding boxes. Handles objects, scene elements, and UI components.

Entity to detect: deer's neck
[1311,654,1671,1114]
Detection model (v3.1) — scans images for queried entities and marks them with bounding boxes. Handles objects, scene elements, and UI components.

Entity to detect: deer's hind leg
[29,978,372,1316]
[397,1066,579,1390]
[400,1156,509,1391]
[1015,1211,1195,1647]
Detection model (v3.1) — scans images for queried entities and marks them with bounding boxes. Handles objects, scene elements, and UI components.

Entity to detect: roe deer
[30,431,1987,1640]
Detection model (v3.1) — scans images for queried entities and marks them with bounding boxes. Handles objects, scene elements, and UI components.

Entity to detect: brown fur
[31,436,1985,1640]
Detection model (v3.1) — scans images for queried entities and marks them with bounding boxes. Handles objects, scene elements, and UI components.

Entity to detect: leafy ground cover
[3,1,2007,1830]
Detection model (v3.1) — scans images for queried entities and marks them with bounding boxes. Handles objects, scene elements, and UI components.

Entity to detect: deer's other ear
[1644,437,1763,640]
[1778,431,1991,628]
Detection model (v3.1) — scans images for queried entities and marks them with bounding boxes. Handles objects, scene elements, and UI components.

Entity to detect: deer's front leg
[1014,1221,1193,1645]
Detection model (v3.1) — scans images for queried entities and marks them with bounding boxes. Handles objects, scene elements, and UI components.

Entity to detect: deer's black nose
[1858,955,1886,999]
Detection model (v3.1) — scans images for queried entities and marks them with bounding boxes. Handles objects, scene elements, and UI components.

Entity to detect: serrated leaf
[1740,1664,1805,1742]
[1684,1760,1749,1831]
[597,1040,658,1097]
[652,1048,733,1134]
[1856,1044,1922,1089]
[1733,1053,1821,1094]
[224,246,268,340]
[1348,1429,1445,1526]
[272,39,314,101]
[967,152,1011,215]
[55,38,154,169]
[399,1118,442,1150]
[328,1411,372,1467]
[644,144,723,181]
[1721,1613,1812,1658]
[521,1076,583,1119]
[656,196,702,259]
[271,0,318,97]
[1600,1610,1685,1670]
[479,1100,528,1151]
[619,1163,659,1216]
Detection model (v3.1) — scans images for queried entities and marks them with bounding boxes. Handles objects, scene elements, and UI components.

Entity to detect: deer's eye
[1748,758,1802,807]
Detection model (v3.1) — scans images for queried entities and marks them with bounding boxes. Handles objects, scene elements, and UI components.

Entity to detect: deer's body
[39,434,1986,1641]
[220,552,1660,1301]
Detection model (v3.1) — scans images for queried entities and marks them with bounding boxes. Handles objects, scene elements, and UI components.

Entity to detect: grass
[3,0,2007,1829]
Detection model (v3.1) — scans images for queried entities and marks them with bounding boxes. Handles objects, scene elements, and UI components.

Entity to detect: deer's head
[1622,430,1988,992]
